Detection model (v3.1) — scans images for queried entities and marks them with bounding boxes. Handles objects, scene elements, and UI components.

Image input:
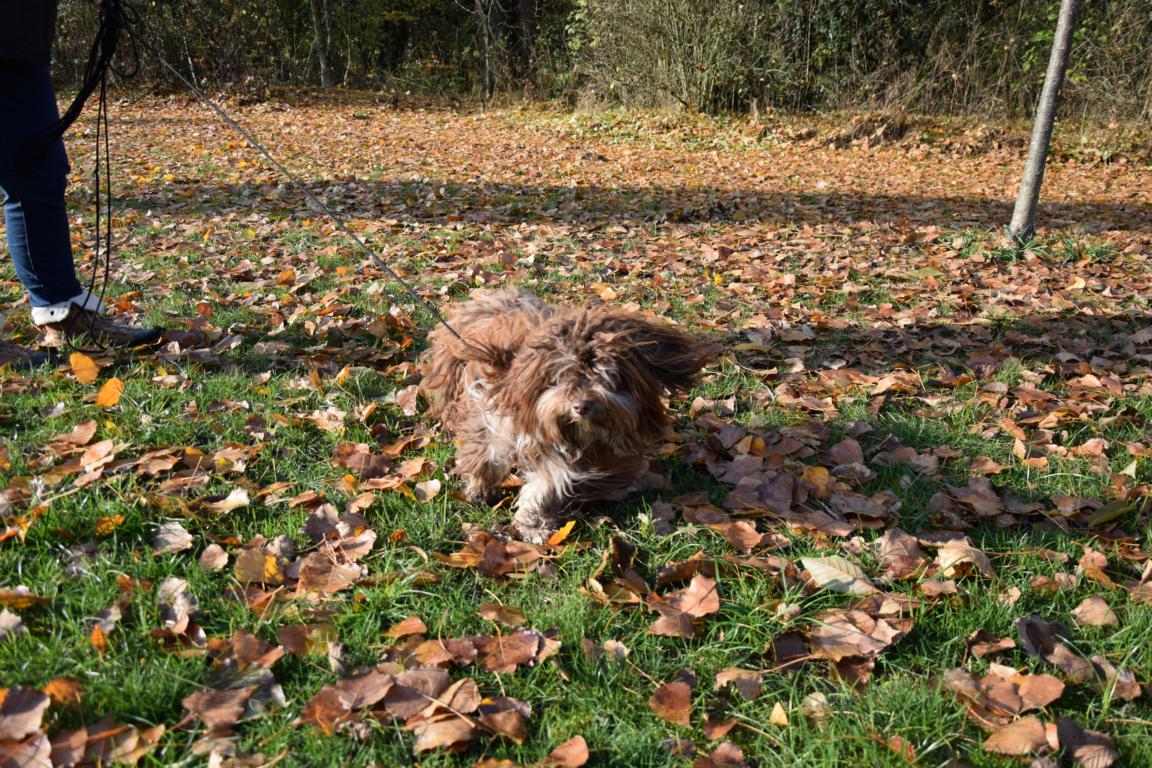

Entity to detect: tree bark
[1008,0,1082,243]
[473,0,495,99]
[309,0,333,89]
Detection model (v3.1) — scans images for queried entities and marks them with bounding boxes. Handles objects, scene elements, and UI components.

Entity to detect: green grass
[3,104,1152,767]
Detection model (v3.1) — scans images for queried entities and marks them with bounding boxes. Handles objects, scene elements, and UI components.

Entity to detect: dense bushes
[54,0,1152,118]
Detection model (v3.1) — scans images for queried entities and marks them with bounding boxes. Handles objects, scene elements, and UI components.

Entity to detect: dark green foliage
[52,1,1152,116]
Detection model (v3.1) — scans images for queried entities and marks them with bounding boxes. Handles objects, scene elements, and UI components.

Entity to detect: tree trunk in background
[518,0,538,81]
[309,0,332,89]
[474,0,495,99]
[1009,0,1082,242]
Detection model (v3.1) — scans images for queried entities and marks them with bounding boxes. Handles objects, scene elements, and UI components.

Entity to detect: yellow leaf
[69,352,101,384]
[95,377,125,408]
[769,701,789,726]
[546,520,577,547]
[43,677,82,706]
[94,514,125,536]
[90,624,107,654]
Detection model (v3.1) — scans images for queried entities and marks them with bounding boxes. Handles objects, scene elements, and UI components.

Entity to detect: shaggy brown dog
[421,287,715,543]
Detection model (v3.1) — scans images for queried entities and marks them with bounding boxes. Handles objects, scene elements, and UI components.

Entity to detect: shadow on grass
[111,178,1152,233]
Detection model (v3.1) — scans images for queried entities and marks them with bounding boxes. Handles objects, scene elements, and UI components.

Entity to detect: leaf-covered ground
[2,97,1152,767]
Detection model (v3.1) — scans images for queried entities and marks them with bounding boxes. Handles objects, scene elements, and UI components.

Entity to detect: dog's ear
[457,338,516,372]
[421,331,516,419]
[610,316,718,393]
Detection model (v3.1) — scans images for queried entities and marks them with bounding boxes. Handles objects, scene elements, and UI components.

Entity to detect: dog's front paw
[511,508,556,544]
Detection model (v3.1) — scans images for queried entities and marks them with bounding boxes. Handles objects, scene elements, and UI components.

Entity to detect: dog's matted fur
[421,286,716,542]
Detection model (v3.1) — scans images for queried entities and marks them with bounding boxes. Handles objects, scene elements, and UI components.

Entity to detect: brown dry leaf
[714,668,762,700]
[984,715,1049,755]
[476,697,532,744]
[693,741,746,767]
[873,528,927,579]
[198,543,229,571]
[649,681,692,726]
[409,714,480,754]
[541,735,589,767]
[204,487,250,514]
[0,686,51,741]
[1015,616,1138,697]
[152,520,194,555]
[477,602,527,628]
[383,615,428,639]
[157,577,197,635]
[1056,717,1118,768]
[936,539,996,578]
[414,479,441,502]
[647,574,720,638]
[475,629,557,673]
[802,555,879,595]
[183,686,257,733]
[0,609,27,644]
[95,377,125,408]
[966,629,1016,659]
[296,552,365,594]
[1,732,51,767]
[1070,596,1119,628]
[276,624,335,658]
[809,608,909,661]
[69,352,101,384]
[297,686,354,735]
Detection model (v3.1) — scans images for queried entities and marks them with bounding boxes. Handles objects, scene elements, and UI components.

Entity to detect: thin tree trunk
[309,0,333,89]
[1009,0,1082,243]
[474,0,495,99]
[518,0,537,81]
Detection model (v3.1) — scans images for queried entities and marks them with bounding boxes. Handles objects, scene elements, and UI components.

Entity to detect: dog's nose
[572,399,597,417]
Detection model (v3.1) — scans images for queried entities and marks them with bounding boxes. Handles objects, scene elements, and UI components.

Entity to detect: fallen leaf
[204,487,250,514]
[414,479,441,502]
[714,668,762,700]
[1056,717,1118,768]
[650,681,692,726]
[542,735,589,766]
[984,715,1048,755]
[69,352,101,384]
[0,609,26,643]
[95,377,125,408]
[383,615,428,639]
[198,543,229,570]
[477,602,527,628]
[1070,596,1119,628]
[802,555,879,595]
[0,686,51,741]
[183,685,257,734]
[42,677,82,707]
[152,520,194,555]
[647,574,721,638]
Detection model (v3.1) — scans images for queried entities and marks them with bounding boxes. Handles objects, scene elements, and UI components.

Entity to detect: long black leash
[117,19,468,343]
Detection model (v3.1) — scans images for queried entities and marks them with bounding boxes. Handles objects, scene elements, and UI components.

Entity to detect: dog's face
[492,310,715,450]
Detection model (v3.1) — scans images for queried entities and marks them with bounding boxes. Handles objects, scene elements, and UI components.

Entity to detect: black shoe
[39,304,164,349]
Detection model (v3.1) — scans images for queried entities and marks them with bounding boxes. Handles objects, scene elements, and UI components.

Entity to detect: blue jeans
[0,61,82,308]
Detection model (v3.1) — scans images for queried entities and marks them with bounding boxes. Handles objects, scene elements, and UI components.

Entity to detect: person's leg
[0,62,86,309]
[0,61,161,350]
